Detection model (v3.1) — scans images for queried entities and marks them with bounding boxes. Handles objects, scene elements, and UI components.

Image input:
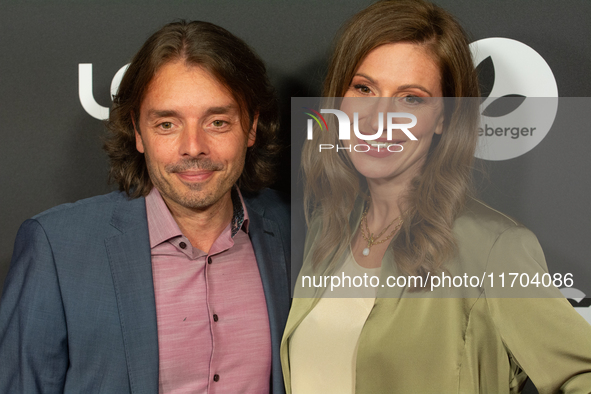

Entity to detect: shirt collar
[231,186,250,236]
[145,186,249,249]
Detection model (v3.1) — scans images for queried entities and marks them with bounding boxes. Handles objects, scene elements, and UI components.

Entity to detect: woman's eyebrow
[352,74,433,96]
[396,84,432,96]
[352,73,376,84]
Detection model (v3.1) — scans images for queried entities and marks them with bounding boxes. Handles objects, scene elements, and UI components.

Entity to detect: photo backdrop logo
[560,287,591,325]
[79,63,130,120]
[470,38,558,161]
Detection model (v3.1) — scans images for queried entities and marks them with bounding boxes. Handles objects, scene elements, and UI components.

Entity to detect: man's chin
[153,173,236,211]
[174,187,233,211]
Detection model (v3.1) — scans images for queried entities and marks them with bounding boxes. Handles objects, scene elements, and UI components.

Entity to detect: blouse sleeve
[484,226,591,393]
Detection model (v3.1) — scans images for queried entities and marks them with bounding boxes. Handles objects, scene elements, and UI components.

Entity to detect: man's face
[135,61,256,213]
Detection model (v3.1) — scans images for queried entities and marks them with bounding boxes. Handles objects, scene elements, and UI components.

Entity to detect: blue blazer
[0,190,290,394]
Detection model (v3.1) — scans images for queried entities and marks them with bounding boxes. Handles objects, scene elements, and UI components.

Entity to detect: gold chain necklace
[360,202,403,256]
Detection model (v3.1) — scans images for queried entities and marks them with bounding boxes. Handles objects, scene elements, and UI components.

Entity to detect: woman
[281,0,591,393]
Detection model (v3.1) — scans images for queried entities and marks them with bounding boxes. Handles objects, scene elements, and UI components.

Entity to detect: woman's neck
[365,177,408,229]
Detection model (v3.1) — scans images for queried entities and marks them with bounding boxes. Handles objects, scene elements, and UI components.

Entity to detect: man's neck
[162,191,234,254]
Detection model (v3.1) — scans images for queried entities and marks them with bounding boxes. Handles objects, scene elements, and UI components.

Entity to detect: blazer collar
[106,194,159,394]
[244,194,290,394]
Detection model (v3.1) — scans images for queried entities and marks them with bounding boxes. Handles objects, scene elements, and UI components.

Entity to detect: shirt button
[179,242,187,249]
[207,256,212,264]
[213,374,219,382]
[213,314,219,322]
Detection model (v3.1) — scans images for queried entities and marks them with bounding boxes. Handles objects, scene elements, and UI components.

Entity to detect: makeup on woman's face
[340,42,444,183]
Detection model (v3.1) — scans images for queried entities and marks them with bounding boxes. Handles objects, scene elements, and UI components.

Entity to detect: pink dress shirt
[146,187,271,393]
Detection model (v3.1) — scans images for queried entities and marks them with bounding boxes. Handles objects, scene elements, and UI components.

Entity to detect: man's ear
[132,114,145,153]
[247,112,258,148]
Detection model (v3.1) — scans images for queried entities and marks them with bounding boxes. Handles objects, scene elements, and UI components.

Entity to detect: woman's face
[340,42,444,184]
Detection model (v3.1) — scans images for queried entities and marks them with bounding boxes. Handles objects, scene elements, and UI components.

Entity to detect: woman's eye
[354,84,372,94]
[403,96,424,104]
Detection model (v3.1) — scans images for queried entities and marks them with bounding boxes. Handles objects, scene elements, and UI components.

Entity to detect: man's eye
[212,120,227,127]
[159,122,173,130]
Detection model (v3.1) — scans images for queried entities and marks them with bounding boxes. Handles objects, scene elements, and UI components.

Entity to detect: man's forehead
[139,60,240,115]
[144,104,239,120]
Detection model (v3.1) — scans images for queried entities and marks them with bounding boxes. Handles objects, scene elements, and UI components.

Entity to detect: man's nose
[180,125,209,158]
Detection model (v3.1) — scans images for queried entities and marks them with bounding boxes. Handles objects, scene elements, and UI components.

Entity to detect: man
[0,21,290,393]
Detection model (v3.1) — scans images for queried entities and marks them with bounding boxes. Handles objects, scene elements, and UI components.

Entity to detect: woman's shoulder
[455,197,528,239]
[452,198,548,277]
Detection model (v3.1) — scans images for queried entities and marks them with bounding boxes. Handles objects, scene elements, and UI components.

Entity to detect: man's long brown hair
[104,20,280,198]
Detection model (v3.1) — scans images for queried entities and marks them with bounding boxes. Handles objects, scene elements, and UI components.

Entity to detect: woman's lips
[355,137,405,158]
[363,138,404,147]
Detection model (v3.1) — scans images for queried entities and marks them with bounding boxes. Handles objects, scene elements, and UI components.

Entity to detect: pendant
[363,236,373,257]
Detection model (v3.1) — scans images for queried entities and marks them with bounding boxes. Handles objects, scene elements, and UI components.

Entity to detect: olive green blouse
[281,198,591,393]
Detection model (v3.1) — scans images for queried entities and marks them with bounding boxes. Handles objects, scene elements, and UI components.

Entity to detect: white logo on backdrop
[79,63,130,120]
[469,38,558,161]
[560,287,591,325]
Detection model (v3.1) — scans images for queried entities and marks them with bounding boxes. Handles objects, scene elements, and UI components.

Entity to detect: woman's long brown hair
[302,0,480,281]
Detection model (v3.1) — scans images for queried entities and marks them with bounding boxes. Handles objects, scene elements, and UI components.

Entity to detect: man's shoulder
[242,188,289,220]
[30,191,143,230]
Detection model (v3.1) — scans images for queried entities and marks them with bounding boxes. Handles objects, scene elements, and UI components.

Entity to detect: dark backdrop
[1,2,590,393]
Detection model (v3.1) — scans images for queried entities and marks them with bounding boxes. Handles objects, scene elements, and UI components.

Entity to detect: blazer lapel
[246,202,290,394]
[280,296,318,394]
[105,195,159,394]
